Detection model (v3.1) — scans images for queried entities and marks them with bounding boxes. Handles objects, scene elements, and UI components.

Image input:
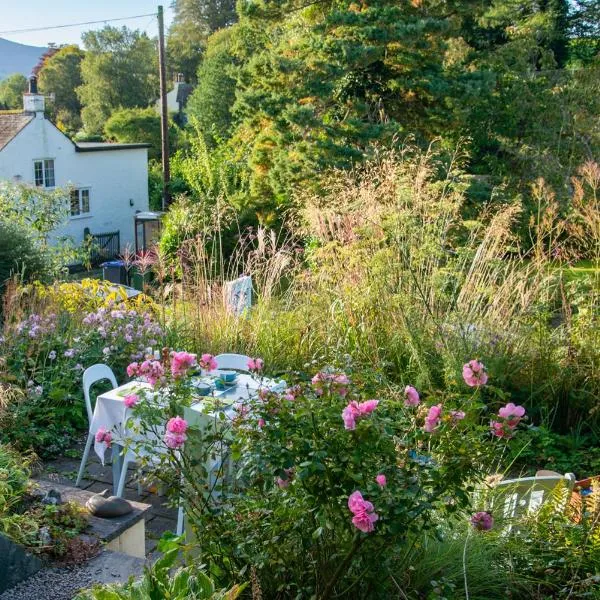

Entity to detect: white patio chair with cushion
[76,364,118,487]
[491,472,576,526]
[214,353,252,372]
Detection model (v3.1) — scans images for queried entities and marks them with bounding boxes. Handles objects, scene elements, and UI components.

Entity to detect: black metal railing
[87,230,120,266]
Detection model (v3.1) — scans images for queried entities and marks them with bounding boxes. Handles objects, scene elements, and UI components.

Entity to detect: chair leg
[76,431,94,487]
[116,458,130,498]
[176,502,184,536]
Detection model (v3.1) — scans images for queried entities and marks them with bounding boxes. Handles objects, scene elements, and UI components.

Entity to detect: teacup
[196,383,212,396]
[219,370,237,383]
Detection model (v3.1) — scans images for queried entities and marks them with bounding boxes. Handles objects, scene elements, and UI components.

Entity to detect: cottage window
[70,189,91,217]
[34,159,55,187]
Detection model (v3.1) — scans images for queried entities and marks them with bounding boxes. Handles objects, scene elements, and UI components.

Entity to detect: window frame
[33,158,55,188]
[69,188,91,219]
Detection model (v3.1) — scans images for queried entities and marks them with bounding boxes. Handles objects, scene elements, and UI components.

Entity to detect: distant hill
[0,38,48,80]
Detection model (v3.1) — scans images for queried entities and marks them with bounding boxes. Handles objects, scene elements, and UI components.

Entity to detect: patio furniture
[223,275,252,315]
[76,364,118,488]
[214,353,252,372]
[491,472,576,526]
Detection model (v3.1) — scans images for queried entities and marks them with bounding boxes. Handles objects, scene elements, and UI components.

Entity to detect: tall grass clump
[158,144,598,429]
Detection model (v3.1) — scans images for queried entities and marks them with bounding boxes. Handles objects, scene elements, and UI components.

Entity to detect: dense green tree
[186,27,237,143]
[228,0,464,205]
[0,74,27,110]
[78,26,159,135]
[167,0,238,81]
[38,45,84,133]
[104,107,178,160]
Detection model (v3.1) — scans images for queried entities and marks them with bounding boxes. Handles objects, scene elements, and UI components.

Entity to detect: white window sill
[69,214,93,221]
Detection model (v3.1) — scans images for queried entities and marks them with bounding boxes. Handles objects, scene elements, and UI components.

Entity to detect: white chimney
[23,76,45,116]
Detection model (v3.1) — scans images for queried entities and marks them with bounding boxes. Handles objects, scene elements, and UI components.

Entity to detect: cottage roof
[0,112,34,151]
[75,142,151,152]
[175,83,194,108]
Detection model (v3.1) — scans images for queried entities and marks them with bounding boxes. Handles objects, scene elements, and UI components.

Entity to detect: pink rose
[358,400,379,415]
[471,511,494,531]
[164,431,186,449]
[450,410,466,422]
[424,404,443,433]
[199,353,218,372]
[171,351,196,378]
[95,427,112,448]
[375,474,387,488]
[462,360,489,387]
[247,357,264,371]
[258,418,266,428]
[126,362,139,378]
[276,468,294,488]
[166,416,188,435]
[124,393,139,408]
[404,385,420,407]
[342,402,361,430]
[498,402,525,422]
[348,491,378,533]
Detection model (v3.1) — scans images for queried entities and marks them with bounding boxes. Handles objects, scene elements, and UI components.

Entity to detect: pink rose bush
[341,399,379,430]
[491,402,526,438]
[375,474,387,488]
[462,359,488,387]
[348,491,379,533]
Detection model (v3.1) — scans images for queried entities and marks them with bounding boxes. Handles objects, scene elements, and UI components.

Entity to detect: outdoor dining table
[91,373,286,494]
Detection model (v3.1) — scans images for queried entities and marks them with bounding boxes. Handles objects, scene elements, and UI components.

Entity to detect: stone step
[33,479,151,559]
[77,548,147,585]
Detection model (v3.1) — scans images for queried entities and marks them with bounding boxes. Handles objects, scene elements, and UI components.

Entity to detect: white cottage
[0,80,150,255]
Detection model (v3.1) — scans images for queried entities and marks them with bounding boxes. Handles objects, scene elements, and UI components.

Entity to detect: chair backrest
[492,473,576,522]
[82,364,118,423]
[214,353,251,372]
[223,276,252,315]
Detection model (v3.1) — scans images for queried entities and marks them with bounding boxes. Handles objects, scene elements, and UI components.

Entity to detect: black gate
[87,230,120,266]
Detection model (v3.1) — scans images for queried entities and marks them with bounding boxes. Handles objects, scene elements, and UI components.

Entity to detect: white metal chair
[491,472,576,526]
[76,364,118,487]
[214,353,252,372]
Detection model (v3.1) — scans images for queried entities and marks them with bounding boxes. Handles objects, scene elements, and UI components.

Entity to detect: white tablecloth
[91,373,285,464]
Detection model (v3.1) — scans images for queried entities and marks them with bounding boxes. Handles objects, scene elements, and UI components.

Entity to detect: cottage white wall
[0,114,149,252]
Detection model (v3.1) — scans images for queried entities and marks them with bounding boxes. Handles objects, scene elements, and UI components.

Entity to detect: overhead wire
[0,13,157,36]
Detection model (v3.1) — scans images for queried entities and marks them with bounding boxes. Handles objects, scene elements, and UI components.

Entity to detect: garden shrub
[0,220,50,299]
[120,353,525,598]
[0,282,165,456]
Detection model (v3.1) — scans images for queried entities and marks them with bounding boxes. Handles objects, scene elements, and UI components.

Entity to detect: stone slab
[82,548,146,584]
[33,480,151,544]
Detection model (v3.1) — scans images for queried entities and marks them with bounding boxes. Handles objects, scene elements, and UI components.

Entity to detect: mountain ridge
[0,38,48,80]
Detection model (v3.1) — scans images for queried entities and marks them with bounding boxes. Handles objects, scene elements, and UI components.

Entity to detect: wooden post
[158,5,170,210]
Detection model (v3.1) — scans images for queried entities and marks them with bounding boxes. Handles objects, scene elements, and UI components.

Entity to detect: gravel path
[0,565,95,600]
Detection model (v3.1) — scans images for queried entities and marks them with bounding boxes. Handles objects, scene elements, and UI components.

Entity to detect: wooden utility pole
[157,5,170,210]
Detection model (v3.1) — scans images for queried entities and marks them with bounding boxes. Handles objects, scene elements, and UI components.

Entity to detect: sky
[0,0,174,48]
